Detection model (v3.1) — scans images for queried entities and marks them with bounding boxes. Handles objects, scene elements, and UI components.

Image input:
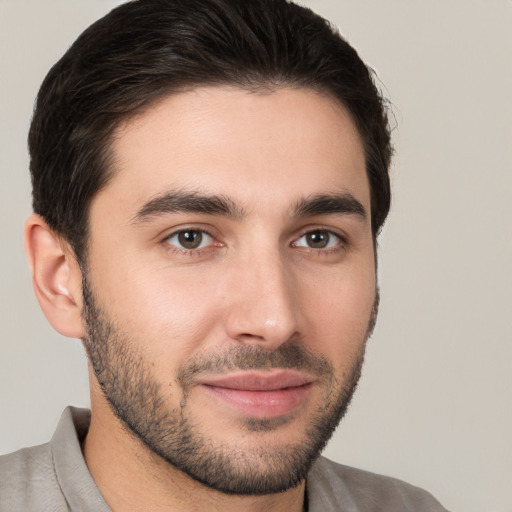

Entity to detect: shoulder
[308,456,449,512]
[0,443,69,511]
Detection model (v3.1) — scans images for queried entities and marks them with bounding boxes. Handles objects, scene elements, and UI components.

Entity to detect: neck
[83,393,306,512]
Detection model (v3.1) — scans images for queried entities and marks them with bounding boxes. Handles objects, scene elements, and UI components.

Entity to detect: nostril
[237,332,266,342]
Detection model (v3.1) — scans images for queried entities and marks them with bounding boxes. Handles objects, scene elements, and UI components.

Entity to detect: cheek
[91,260,227,364]
[299,260,376,358]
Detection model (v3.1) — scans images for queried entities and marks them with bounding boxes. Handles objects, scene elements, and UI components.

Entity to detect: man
[0,0,448,510]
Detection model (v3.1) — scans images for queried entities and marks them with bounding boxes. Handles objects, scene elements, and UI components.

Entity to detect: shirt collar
[50,406,111,511]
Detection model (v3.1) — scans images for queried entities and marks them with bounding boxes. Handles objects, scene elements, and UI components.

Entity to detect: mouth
[197,370,315,418]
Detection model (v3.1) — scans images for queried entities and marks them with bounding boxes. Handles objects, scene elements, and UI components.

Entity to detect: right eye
[164,229,214,251]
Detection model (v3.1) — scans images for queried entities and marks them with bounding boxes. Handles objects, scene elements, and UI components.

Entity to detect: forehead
[98,86,369,218]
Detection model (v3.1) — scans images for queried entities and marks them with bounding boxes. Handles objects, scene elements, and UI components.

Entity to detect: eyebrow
[131,189,367,224]
[292,193,367,221]
[131,190,246,223]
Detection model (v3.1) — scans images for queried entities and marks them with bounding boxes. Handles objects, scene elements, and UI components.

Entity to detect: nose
[224,249,299,350]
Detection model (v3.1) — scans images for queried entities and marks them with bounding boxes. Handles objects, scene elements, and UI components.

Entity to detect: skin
[26,86,376,512]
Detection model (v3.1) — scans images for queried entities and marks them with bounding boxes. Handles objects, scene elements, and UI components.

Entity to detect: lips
[197,370,315,418]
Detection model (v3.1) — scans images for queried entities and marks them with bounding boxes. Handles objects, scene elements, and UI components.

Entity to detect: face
[81,86,377,494]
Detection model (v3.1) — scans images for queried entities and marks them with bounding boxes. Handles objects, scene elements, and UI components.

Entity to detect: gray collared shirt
[0,407,448,511]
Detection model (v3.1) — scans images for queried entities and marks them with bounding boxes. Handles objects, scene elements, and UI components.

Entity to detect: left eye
[165,229,213,250]
[294,230,341,249]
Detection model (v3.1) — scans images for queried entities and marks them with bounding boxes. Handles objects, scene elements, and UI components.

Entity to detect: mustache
[176,343,333,389]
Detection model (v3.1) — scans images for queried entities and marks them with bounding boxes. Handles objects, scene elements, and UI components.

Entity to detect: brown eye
[166,229,212,250]
[305,231,329,248]
[294,230,341,249]
[178,230,202,249]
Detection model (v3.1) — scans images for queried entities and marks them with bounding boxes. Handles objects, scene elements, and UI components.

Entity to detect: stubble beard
[81,276,376,496]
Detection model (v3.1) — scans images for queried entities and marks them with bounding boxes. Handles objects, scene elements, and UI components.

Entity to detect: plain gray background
[0,1,511,511]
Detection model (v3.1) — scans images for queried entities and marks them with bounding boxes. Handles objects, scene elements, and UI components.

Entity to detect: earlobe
[24,214,86,339]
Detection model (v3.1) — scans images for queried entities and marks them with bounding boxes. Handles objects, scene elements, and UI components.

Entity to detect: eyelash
[292,228,347,254]
[162,227,348,256]
[163,228,219,257]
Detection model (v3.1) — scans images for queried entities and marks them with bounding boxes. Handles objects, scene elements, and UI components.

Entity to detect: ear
[24,214,86,339]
